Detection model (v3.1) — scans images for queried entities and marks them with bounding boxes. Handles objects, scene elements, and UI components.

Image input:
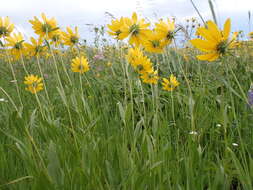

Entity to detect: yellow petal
[196,27,218,42]
[66,27,73,35]
[118,32,129,40]
[41,13,47,22]
[197,53,219,61]
[132,12,138,23]
[190,39,216,52]
[207,20,222,41]
[223,18,231,39]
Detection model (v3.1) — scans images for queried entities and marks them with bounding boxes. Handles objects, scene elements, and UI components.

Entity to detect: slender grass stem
[36,55,50,103]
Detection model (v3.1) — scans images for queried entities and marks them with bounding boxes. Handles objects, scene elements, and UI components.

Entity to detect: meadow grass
[0,13,253,190]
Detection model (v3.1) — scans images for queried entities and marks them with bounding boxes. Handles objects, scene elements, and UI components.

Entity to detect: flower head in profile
[62,26,80,46]
[107,17,125,40]
[248,32,253,40]
[143,32,167,53]
[24,37,47,57]
[5,32,25,60]
[119,12,151,47]
[190,18,236,61]
[50,30,63,47]
[126,47,153,74]
[162,74,179,91]
[155,18,175,45]
[71,56,89,74]
[29,13,59,40]
[0,17,14,38]
[140,70,159,84]
[126,47,158,84]
[126,47,143,66]
[24,75,44,94]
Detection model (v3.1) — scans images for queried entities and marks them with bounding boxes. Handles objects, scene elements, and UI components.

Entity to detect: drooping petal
[197,53,219,61]
[190,39,216,52]
[118,32,129,40]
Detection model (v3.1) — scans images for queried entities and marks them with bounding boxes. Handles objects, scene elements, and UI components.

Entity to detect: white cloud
[216,0,253,12]
[0,0,251,40]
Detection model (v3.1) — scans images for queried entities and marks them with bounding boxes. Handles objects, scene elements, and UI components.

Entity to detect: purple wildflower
[248,84,253,106]
[93,52,104,61]
[248,90,253,106]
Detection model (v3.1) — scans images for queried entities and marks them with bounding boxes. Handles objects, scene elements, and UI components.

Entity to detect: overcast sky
[1,0,252,41]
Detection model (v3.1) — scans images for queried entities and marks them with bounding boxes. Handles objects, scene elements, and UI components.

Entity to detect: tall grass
[0,3,253,190]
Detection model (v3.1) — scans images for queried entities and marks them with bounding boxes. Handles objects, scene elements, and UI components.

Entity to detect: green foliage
[0,42,253,190]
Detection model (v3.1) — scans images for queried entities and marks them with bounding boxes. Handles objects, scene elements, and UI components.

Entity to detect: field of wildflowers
[0,7,253,189]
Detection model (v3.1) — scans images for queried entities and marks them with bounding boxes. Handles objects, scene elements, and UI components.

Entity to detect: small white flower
[189,131,198,135]
[232,143,238,147]
[0,99,8,103]
[216,124,222,127]
[0,98,7,102]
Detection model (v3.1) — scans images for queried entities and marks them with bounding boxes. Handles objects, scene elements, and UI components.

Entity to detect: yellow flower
[137,59,153,74]
[143,32,167,53]
[126,47,143,65]
[126,47,153,74]
[119,12,151,47]
[0,17,14,38]
[62,26,80,46]
[24,75,44,94]
[248,32,253,40]
[190,18,235,61]
[155,19,175,44]
[107,17,125,40]
[71,56,89,74]
[45,52,51,59]
[29,13,59,40]
[140,70,159,84]
[5,32,25,60]
[24,37,47,57]
[50,30,63,47]
[107,62,112,67]
[162,74,179,91]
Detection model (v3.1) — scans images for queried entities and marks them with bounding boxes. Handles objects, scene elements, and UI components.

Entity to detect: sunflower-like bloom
[5,32,25,60]
[140,70,159,84]
[126,47,153,74]
[107,17,125,40]
[248,32,253,40]
[143,32,167,53]
[190,19,236,61]
[155,19,175,45]
[29,13,59,40]
[0,17,14,38]
[62,27,80,46]
[24,37,47,57]
[119,12,151,47]
[126,47,158,84]
[162,74,179,91]
[71,56,89,74]
[24,74,44,94]
[50,29,63,47]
